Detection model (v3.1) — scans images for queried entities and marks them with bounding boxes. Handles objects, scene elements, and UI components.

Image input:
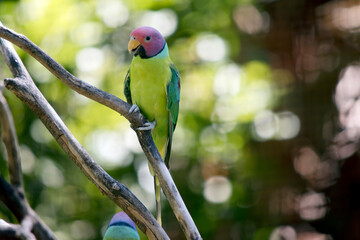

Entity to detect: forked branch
[0,69,56,239]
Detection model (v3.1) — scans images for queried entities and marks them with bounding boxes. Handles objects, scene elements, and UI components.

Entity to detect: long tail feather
[154,176,162,226]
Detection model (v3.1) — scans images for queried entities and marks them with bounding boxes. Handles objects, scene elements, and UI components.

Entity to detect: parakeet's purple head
[128,26,166,58]
[107,212,137,231]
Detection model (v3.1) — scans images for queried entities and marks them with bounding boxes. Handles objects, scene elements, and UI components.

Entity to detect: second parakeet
[103,212,140,240]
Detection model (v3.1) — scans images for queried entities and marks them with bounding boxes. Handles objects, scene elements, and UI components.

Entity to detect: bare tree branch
[0,36,169,240]
[0,23,201,239]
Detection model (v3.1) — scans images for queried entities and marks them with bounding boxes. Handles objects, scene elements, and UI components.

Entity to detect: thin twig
[0,218,36,240]
[0,84,22,187]
[0,23,201,239]
[0,35,168,240]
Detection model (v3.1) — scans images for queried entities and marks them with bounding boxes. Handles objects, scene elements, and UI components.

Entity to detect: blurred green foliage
[1,0,360,239]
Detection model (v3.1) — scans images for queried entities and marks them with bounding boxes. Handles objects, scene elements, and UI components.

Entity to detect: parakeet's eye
[144,35,152,42]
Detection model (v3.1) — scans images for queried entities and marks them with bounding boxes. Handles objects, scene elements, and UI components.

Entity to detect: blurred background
[1,0,360,239]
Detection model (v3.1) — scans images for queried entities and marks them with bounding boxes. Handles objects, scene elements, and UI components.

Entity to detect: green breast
[130,56,170,120]
[129,55,171,157]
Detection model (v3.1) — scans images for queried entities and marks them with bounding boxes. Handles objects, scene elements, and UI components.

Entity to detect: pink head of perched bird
[128,26,166,58]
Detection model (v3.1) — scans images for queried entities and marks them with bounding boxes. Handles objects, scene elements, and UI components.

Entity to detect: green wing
[124,69,132,104]
[165,64,181,168]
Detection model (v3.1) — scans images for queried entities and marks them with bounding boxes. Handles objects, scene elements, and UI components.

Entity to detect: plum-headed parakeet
[125,26,180,225]
[103,212,140,240]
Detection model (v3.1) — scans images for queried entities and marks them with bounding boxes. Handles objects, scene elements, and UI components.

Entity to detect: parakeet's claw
[136,120,156,131]
[129,104,140,114]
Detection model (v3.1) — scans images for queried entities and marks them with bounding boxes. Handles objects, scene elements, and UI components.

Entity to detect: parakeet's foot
[136,120,156,131]
[129,104,140,114]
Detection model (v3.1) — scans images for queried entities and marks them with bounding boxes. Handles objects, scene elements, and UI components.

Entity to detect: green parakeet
[103,212,140,240]
[125,26,180,225]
